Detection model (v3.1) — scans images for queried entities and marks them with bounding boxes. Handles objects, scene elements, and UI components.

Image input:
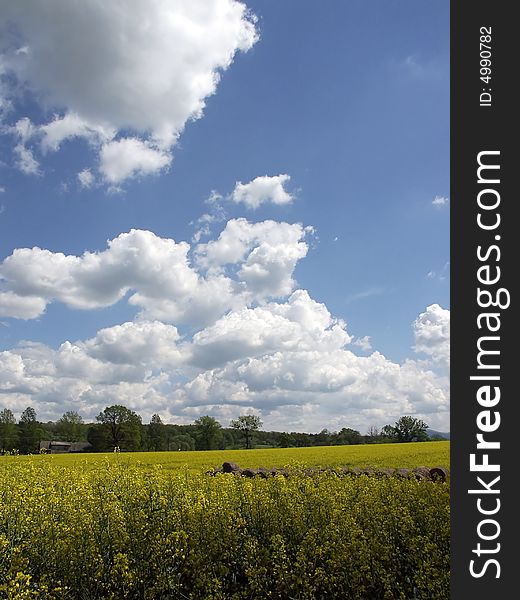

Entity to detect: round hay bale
[430,466,449,482]
[376,467,395,477]
[222,461,241,473]
[396,468,411,479]
[242,468,258,478]
[414,466,432,481]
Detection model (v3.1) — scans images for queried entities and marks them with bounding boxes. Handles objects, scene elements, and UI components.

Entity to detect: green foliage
[0,408,18,452]
[56,410,85,442]
[231,415,262,449]
[194,415,223,451]
[169,433,196,451]
[0,459,450,599]
[336,427,362,445]
[96,405,143,451]
[18,407,43,454]
[87,423,112,452]
[147,414,167,451]
[383,416,430,443]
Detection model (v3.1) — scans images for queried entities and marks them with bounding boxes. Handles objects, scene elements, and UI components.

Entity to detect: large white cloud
[180,351,449,431]
[0,221,450,433]
[0,303,450,433]
[0,219,310,325]
[0,0,258,184]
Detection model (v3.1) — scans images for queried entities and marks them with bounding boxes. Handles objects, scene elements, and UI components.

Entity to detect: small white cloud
[231,174,294,209]
[207,190,224,205]
[191,191,227,243]
[14,143,40,175]
[413,304,450,368]
[345,287,384,304]
[13,117,35,142]
[77,168,94,188]
[353,336,372,352]
[40,113,114,153]
[432,195,449,207]
[426,261,449,282]
[99,138,172,184]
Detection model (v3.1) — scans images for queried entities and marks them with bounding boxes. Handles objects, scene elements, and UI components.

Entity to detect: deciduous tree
[0,408,18,452]
[18,407,43,454]
[194,415,222,450]
[56,411,84,442]
[230,415,262,450]
[382,416,429,443]
[96,405,143,451]
[148,414,167,451]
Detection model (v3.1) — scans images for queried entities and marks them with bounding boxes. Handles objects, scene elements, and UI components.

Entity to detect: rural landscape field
[0,442,450,599]
[0,1,449,598]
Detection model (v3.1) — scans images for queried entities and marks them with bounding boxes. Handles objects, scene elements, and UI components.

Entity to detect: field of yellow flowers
[0,444,450,599]
[7,440,450,472]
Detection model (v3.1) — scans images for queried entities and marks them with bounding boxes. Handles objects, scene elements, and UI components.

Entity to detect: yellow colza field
[3,439,449,471]
[0,442,450,599]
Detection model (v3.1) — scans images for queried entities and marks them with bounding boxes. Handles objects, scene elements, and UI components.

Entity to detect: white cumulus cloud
[413,303,450,368]
[231,174,294,209]
[0,223,450,433]
[99,138,172,184]
[0,0,258,184]
[0,219,311,326]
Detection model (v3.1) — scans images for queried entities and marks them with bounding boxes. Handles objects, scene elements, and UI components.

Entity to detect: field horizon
[1,440,450,472]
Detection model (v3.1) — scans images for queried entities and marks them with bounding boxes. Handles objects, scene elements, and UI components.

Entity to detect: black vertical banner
[451,1,516,598]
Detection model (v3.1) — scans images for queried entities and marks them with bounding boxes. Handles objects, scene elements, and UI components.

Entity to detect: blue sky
[0,0,449,433]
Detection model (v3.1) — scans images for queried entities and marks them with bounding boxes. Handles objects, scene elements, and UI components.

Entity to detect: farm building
[39,441,92,454]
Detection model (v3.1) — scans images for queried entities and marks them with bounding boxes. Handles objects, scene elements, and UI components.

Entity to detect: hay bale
[257,466,270,478]
[376,467,395,477]
[430,466,449,482]
[395,468,411,479]
[222,461,241,474]
[414,466,432,481]
[241,468,258,478]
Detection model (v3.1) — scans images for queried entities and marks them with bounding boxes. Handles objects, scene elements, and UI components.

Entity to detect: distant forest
[0,405,447,455]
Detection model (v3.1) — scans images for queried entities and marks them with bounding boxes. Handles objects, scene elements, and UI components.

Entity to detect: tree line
[0,405,438,455]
